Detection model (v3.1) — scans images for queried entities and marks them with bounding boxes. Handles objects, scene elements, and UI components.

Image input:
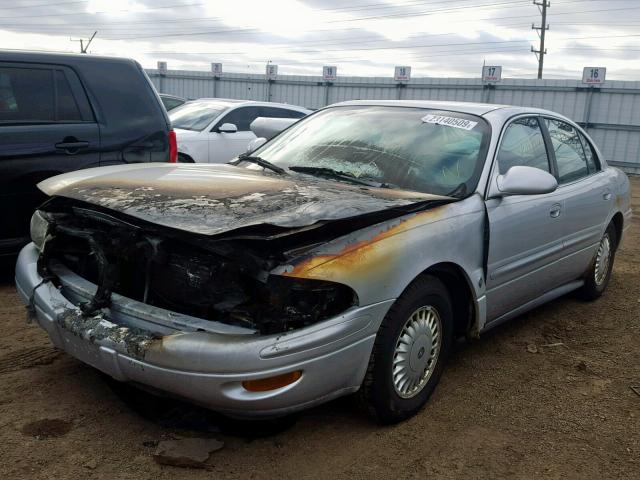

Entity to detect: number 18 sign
[582,67,606,85]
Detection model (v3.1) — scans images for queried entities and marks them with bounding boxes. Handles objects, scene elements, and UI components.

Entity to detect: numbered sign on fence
[211,63,222,76]
[323,66,337,81]
[482,65,502,83]
[394,66,411,81]
[582,67,606,85]
[266,64,278,80]
[157,61,167,74]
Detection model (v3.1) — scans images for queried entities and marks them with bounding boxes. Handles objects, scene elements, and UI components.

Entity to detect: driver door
[485,116,566,323]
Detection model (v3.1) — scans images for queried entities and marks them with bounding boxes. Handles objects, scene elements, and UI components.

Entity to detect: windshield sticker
[421,114,478,130]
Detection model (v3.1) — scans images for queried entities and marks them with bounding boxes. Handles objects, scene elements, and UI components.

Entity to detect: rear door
[485,116,566,322]
[207,106,307,163]
[208,106,261,162]
[0,63,99,254]
[543,117,612,281]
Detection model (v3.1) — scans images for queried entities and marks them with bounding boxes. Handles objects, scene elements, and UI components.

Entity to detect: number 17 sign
[482,65,502,83]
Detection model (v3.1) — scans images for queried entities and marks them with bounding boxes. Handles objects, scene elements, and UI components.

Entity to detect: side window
[0,67,54,122]
[497,117,550,174]
[217,106,261,131]
[577,131,600,173]
[0,66,92,123]
[283,109,306,119]
[0,70,18,115]
[545,118,589,184]
[261,106,306,119]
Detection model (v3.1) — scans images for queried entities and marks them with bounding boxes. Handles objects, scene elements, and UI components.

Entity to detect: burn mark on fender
[280,205,447,279]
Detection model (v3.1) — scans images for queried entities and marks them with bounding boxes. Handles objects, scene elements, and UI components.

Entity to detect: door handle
[603,192,612,201]
[55,140,89,154]
[550,204,562,218]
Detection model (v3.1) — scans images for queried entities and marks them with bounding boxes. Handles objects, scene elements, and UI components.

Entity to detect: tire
[360,275,453,424]
[579,223,617,300]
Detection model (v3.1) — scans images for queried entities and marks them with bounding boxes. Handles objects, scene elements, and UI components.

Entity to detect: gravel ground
[0,178,638,480]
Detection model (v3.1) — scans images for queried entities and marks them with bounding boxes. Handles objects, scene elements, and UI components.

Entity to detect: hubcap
[392,305,442,399]
[594,233,612,286]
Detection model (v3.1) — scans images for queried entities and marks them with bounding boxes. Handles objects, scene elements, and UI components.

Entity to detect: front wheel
[360,275,453,424]
[579,224,617,300]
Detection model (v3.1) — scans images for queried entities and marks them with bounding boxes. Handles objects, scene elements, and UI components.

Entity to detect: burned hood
[38,163,450,236]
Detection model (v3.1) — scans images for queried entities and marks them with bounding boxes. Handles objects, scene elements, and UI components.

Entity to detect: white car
[169,99,311,163]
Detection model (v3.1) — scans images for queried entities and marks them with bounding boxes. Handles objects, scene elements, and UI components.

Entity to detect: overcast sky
[1,0,639,80]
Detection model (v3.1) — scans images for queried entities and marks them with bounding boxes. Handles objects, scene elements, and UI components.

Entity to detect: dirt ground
[1,180,638,480]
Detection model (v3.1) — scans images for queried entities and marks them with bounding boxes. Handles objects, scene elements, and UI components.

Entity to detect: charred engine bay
[38,197,450,334]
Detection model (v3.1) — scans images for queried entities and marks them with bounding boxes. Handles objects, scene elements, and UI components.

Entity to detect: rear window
[161,96,185,111]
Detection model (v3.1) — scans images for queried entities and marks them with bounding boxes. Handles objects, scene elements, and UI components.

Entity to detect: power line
[0,1,207,18]
[0,0,87,9]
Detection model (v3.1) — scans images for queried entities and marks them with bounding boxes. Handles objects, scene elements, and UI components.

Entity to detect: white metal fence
[147,69,640,173]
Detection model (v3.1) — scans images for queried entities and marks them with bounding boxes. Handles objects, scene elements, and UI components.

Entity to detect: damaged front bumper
[16,243,393,417]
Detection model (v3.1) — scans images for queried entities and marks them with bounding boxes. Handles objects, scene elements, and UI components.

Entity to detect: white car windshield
[169,101,227,131]
[247,106,491,197]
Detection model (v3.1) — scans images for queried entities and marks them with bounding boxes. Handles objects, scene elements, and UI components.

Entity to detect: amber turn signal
[242,371,302,392]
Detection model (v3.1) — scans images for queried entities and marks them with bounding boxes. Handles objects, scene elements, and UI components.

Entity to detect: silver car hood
[38,163,450,236]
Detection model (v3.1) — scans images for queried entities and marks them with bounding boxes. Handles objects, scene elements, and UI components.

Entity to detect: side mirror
[246,137,267,153]
[218,123,238,133]
[496,166,558,196]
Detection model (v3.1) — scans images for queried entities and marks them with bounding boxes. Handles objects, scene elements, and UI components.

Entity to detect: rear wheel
[361,275,453,424]
[579,224,617,300]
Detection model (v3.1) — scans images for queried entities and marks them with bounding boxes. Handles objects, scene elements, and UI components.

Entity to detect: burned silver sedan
[16,101,631,423]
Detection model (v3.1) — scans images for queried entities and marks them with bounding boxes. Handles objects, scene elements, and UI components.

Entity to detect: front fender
[273,195,487,307]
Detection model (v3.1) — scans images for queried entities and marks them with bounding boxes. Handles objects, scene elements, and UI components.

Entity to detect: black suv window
[0,66,91,123]
[497,117,550,174]
[0,67,54,122]
[217,106,261,131]
[261,106,306,119]
[56,70,82,121]
[545,118,589,184]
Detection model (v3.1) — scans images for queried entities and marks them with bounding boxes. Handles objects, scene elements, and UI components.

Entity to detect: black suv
[0,51,176,258]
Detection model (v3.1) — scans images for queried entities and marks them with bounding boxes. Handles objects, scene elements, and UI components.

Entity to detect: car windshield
[169,101,226,131]
[247,106,491,197]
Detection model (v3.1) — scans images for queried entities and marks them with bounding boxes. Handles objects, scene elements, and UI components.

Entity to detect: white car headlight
[30,210,50,251]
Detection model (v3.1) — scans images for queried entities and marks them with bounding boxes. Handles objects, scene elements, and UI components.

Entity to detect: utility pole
[71,31,97,54]
[531,0,549,79]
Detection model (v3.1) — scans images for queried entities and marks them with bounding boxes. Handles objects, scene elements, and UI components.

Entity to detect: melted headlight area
[38,205,358,335]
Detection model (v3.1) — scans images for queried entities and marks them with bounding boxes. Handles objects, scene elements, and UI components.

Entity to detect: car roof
[330,99,565,120]
[190,98,310,111]
[0,49,138,67]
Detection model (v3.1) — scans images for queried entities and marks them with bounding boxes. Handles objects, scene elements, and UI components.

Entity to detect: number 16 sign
[582,67,606,85]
